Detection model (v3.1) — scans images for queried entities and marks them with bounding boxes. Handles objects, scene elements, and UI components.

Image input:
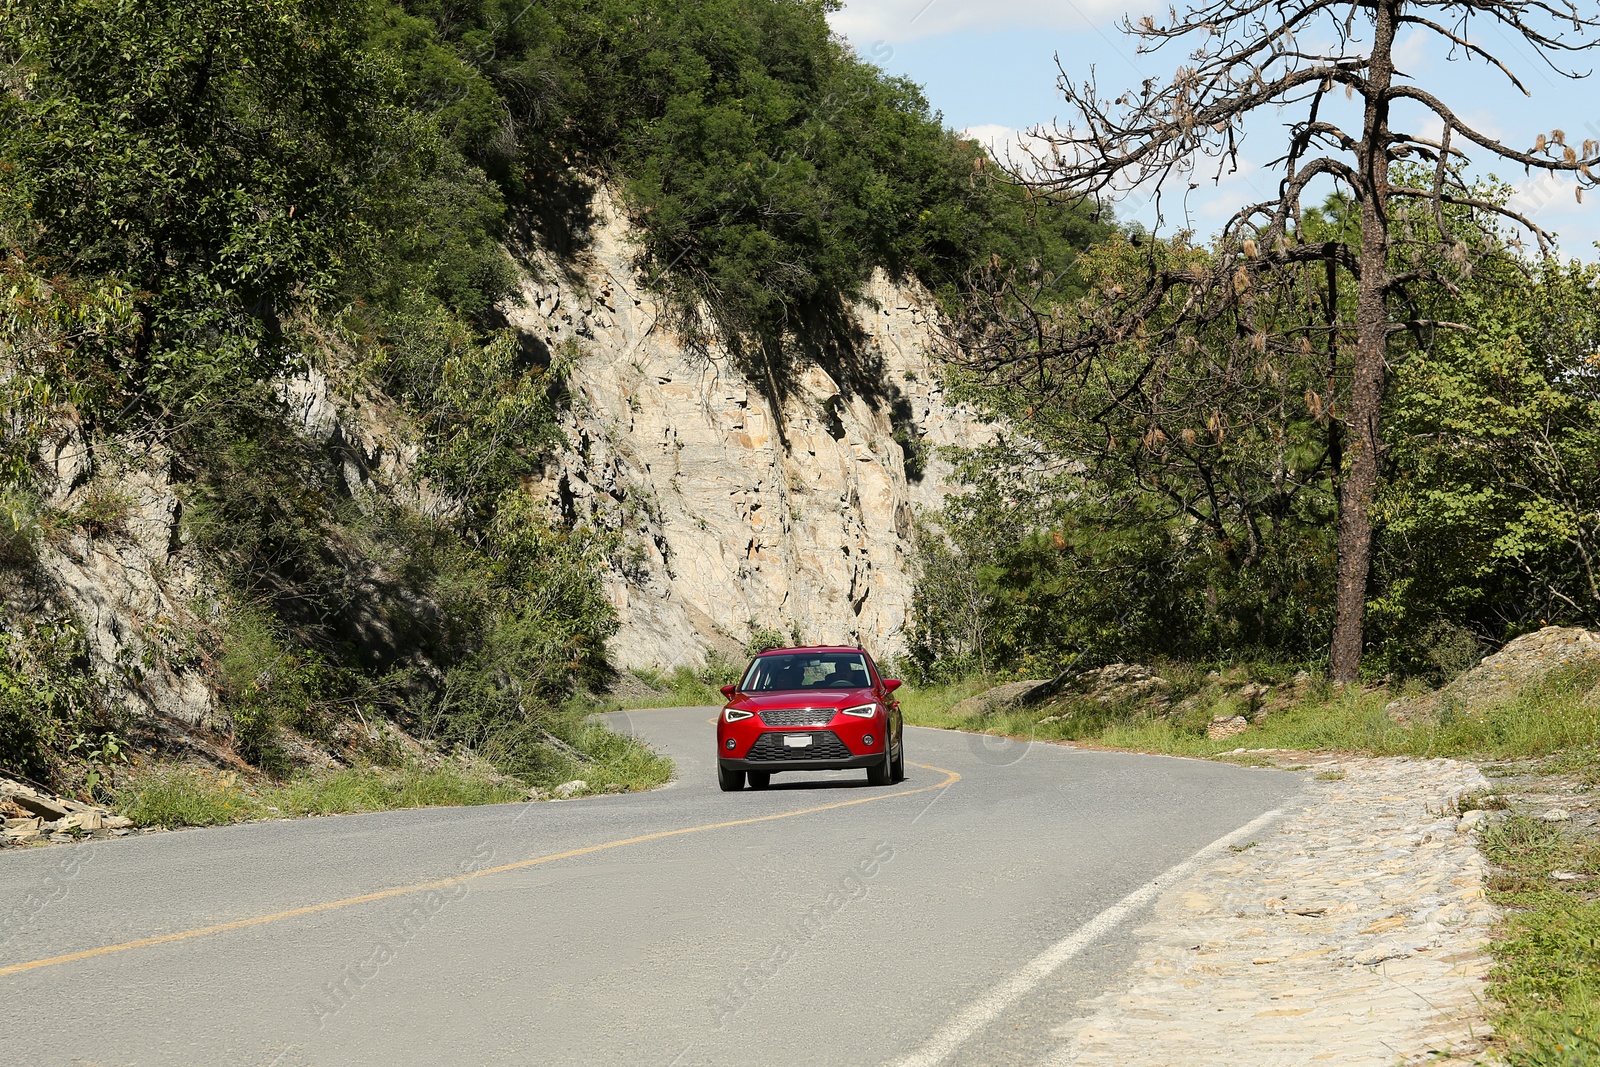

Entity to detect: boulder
[1387,625,1600,722]
[552,780,588,799]
[949,680,1052,718]
[1207,715,1250,740]
[8,791,70,821]
[1068,663,1171,706]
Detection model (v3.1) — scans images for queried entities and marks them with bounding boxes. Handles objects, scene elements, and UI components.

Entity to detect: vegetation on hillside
[907,0,1600,686]
[0,0,1103,786]
[908,187,1600,687]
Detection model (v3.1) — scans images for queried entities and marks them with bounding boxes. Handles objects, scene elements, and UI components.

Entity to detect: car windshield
[740,652,872,692]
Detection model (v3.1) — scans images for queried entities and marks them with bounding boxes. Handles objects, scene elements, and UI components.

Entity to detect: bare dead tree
[968,0,1600,681]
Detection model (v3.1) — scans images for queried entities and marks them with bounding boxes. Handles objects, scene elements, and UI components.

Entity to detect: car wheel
[890,733,904,783]
[866,745,892,786]
[747,771,771,790]
[719,765,746,792]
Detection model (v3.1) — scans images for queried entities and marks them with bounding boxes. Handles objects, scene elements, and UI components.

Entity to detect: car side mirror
[720,684,737,699]
[883,678,902,693]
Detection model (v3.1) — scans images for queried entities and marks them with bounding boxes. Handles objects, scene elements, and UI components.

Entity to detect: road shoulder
[1047,754,1497,1066]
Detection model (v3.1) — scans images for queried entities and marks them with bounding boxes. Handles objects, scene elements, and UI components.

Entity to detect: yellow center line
[0,762,961,979]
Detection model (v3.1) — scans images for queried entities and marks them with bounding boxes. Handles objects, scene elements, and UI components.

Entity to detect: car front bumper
[718,753,882,773]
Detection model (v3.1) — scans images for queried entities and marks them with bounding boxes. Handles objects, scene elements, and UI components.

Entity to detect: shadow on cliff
[754,295,925,482]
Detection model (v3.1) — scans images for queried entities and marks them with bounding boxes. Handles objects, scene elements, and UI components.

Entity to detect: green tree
[1,0,391,410]
[971,0,1600,680]
[1373,255,1600,658]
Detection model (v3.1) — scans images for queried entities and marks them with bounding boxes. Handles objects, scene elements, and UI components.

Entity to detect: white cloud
[959,124,1058,175]
[828,0,1146,44]
[1505,172,1600,249]
[1390,25,1431,75]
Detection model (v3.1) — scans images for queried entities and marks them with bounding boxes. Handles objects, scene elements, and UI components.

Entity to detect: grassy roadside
[115,714,675,829]
[1480,814,1600,1066]
[897,667,1600,763]
[899,667,1600,1064]
[116,764,525,827]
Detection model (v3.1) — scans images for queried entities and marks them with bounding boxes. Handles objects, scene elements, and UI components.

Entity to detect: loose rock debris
[1,776,135,848]
[1048,756,1498,1067]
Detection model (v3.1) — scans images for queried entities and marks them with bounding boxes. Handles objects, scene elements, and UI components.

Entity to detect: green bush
[700,649,743,688]
[0,617,106,784]
[216,608,340,775]
[745,626,789,655]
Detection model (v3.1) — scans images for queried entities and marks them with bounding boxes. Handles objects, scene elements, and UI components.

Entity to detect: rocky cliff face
[29,437,218,734]
[503,190,992,669]
[12,188,988,752]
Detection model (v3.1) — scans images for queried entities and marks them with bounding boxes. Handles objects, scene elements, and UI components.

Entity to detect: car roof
[755,645,869,656]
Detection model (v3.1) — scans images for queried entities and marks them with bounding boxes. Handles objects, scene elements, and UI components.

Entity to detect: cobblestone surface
[1048,755,1500,1066]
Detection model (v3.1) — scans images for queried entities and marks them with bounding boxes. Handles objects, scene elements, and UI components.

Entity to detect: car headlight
[724,708,754,722]
[841,703,879,718]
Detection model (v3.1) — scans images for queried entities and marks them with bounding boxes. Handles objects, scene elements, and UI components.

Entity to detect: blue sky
[828,1,1600,257]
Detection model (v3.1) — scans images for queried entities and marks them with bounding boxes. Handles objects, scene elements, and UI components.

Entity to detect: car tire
[747,771,771,790]
[866,746,892,786]
[718,765,746,792]
[890,734,904,783]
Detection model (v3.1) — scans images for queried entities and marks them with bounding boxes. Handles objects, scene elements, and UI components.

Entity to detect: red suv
[716,646,904,791]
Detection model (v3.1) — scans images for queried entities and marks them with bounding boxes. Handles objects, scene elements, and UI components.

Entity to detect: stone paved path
[1047,754,1499,1066]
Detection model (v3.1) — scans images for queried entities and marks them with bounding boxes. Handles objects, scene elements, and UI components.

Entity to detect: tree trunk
[1330,0,1398,684]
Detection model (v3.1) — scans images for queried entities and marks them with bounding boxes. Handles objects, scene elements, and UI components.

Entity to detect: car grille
[758,708,835,727]
[745,731,852,762]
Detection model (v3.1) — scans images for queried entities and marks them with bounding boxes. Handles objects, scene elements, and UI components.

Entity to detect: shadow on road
[742,774,926,793]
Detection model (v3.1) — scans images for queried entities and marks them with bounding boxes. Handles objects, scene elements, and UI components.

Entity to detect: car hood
[725,689,877,713]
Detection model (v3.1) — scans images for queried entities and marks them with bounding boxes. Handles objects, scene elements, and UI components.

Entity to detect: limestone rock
[8,791,70,821]
[501,187,996,669]
[33,452,217,730]
[59,810,104,832]
[1071,663,1172,705]
[949,680,1053,718]
[1387,625,1600,722]
[552,780,588,799]
[1207,715,1250,740]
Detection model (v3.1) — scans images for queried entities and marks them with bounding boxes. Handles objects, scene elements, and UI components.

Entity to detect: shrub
[0,617,105,784]
[216,608,342,775]
[71,482,134,539]
[745,625,789,655]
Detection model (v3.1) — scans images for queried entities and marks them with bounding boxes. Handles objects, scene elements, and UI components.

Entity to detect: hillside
[0,0,1099,794]
[512,189,993,668]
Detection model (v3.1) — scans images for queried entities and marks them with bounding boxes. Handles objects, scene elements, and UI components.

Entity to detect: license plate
[783,734,813,748]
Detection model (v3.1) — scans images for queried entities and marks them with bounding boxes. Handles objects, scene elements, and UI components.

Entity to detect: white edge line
[889,805,1288,1067]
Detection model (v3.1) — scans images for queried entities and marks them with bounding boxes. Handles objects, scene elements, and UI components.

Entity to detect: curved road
[0,710,1300,1066]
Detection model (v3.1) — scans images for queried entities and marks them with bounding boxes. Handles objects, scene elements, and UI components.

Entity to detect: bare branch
[1388,184,1559,252]
[1396,13,1531,93]
[1388,84,1600,179]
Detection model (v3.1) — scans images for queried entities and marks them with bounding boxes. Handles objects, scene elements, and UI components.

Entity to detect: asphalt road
[0,709,1300,1066]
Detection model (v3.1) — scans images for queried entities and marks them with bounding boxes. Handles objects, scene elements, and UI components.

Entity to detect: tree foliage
[1372,255,1600,666]
[916,188,1600,682]
[2,0,1106,775]
[962,0,1600,680]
